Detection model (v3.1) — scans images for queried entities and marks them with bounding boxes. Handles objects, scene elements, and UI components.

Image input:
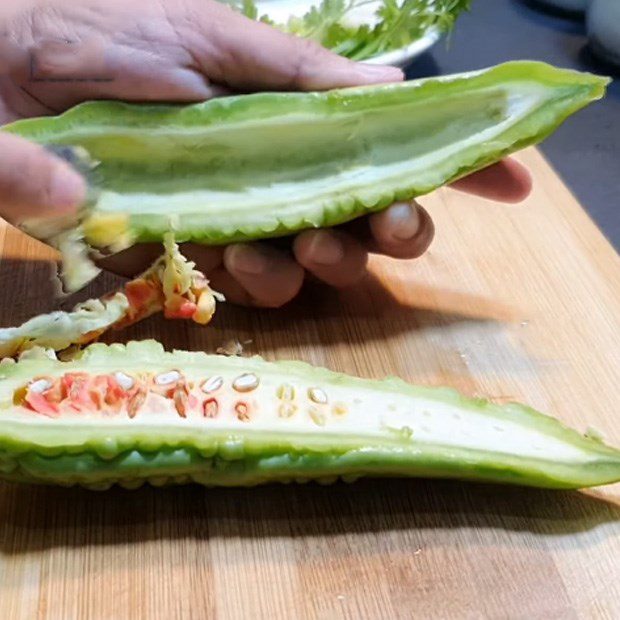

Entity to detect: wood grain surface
[0,148,618,619]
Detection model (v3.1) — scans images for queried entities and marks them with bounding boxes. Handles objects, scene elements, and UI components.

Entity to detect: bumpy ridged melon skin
[3,61,609,251]
[0,341,618,491]
[2,446,619,492]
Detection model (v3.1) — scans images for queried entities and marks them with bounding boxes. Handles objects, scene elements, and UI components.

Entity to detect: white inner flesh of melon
[84,85,544,221]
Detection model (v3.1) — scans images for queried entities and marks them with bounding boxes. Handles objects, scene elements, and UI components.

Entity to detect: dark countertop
[406,0,619,249]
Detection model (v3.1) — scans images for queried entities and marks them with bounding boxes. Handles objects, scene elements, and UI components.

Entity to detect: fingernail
[48,165,86,213]
[229,244,269,275]
[307,231,345,266]
[387,203,422,241]
[355,63,404,83]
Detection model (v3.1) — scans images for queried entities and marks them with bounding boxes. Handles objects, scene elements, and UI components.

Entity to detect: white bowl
[254,0,442,66]
[363,28,442,67]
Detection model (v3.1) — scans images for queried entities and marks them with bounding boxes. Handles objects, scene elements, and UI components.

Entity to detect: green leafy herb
[222,0,471,60]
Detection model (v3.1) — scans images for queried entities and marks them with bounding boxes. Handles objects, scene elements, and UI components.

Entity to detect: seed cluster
[276,383,347,425]
[17,369,349,424]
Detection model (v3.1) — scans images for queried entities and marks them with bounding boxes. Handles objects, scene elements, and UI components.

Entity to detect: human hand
[0,0,531,306]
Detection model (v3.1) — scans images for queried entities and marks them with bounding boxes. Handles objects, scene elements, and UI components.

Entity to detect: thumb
[0,132,86,224]
[187,0,404,91]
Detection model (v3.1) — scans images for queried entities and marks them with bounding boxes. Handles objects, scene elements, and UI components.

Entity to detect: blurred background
[410,0,619,248]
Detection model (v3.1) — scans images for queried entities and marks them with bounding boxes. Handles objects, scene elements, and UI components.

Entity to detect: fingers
[284,204,433,292]
[0,133,86,223]
[223,243,304,307]
[450,158,533,203]
[184,0,403,91]
[218,204,433,305]
[367,202,435,259]
[293,230,368,288]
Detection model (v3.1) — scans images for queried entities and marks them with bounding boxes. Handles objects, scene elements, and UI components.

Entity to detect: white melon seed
[308,387,328,405]
[277,384,295,401]
[201,375,224,394]
[233,373,259,392]
[114,372,135,391]
[155,370,181,386]
[29,378,52,393]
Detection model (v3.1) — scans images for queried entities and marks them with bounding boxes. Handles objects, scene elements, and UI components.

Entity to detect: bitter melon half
[3,61,609,293]
[0,341,619,490]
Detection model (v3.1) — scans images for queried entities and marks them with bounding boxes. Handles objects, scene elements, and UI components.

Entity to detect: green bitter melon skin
[3,61,609,250]
[0,341,619,491]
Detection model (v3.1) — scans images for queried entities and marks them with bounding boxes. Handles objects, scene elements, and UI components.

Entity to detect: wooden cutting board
[0,148,619,619]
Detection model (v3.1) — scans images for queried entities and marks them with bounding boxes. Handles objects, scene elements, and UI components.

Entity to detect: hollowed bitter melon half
[2,61,609,292]
[0,341,619,490]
